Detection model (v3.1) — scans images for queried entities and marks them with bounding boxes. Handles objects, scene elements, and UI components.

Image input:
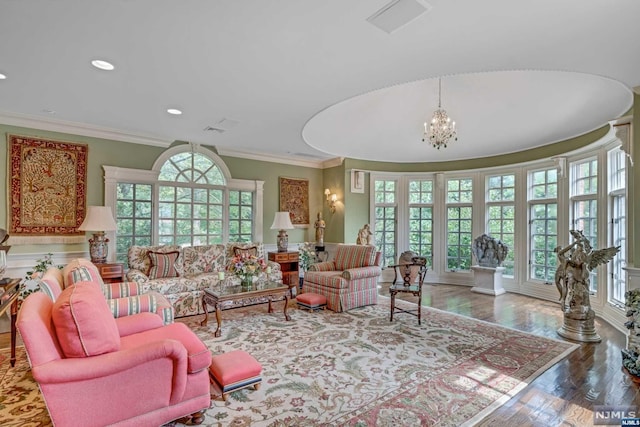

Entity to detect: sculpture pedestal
[470,266,506,296]
[557,310,601,343]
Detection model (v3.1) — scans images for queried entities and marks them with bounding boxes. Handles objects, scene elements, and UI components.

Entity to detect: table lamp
[78,206,117,263]
[270,211,294,252]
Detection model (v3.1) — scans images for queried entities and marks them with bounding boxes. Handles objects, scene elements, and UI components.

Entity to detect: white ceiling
[0,0,638,163]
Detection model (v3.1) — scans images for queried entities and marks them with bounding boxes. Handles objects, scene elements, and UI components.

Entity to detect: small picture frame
[351,170,365,193]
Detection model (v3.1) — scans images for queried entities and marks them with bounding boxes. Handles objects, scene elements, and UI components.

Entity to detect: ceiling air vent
[203,117,239,133]
[367,0,432,34]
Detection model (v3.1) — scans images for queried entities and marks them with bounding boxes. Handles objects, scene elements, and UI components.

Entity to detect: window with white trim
[486,174,515,277]
[608,146,626,306]
[528,168,558,283]
[373,179,397,268]
[570,157,598,293]
[446,177,473,271]
[408,179,434,264]
[115,183,152,263]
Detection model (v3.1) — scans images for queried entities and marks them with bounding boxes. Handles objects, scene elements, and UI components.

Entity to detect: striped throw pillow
[148,251,180,279]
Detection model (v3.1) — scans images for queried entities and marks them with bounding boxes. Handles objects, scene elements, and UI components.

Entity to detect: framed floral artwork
[279,177,309,226]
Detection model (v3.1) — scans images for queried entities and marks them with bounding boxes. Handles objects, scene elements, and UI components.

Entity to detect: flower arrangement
[298,242,319,271]
[228,253,267,285]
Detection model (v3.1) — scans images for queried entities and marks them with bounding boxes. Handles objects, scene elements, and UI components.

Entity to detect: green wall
[321,164,345,244]
[0,124,324,257]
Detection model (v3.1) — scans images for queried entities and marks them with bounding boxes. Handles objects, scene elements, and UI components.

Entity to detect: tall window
[486,174,515,276]
[446,178,473,271]
[528,168,558,282]
[608,147,626,306]
[229,190,254,242]
[374,179,397,267]
[408,179,433,264]
[570,158,598,292]
[115,183,152,264]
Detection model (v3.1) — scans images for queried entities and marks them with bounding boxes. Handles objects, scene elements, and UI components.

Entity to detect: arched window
[104,145,264,266]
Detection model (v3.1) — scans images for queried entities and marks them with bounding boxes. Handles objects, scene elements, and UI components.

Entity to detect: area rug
[0,299,578,426]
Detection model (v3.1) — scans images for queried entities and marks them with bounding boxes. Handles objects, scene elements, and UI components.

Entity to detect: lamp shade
[270,212,294,230]
[78,206,117,231]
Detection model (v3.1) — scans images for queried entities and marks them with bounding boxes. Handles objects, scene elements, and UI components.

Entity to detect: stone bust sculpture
[472,234,508,268]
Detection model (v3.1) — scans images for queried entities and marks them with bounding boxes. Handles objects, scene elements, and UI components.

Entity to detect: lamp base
[88,232,109,264]
[277,230,289,252]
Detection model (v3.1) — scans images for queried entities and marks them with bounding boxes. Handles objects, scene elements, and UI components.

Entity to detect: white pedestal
[471,266,506,296]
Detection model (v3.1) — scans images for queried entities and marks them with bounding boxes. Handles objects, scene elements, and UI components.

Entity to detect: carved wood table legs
[201,287,291,337]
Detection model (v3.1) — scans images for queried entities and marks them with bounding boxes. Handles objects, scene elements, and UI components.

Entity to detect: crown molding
[0,111,171,147]
[216,146,341,169]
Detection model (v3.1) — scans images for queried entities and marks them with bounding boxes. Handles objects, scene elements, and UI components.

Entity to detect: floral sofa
[126,243,281,318]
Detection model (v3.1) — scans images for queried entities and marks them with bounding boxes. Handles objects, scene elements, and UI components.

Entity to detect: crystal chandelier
[423,78,457,149]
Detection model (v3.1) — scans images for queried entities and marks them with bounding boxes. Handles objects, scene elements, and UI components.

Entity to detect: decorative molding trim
[624,266,640,290]
[552,156,567,177]
[216,146,339,169]
[615,123,633,166]
[0,111,171,147]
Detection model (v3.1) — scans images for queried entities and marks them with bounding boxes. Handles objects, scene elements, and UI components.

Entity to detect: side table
[0,278,22,367]
[94,263,125,283]
[268,251,299,295]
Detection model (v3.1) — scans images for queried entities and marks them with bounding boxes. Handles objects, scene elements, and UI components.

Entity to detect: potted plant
[19,253,63,300]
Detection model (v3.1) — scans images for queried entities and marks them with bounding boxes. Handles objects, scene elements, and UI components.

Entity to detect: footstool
[209,350,262,401]
[296,293,327,311]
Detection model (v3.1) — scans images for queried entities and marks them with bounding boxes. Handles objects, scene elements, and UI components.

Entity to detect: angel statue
[555,230,620,342]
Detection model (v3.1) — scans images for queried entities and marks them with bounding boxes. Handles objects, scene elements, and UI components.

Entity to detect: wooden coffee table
[201,281,291,337]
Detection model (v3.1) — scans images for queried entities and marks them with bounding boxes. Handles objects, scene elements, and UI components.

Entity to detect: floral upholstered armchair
[302,244,381,312]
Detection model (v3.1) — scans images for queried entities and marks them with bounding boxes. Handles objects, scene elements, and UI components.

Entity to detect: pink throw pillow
[52,282,121,358]
[148,251,180,279]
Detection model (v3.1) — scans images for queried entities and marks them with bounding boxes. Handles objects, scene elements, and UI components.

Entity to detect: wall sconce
[324,188,337,213]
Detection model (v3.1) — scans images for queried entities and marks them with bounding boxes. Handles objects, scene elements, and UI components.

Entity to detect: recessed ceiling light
[167,108,183,115]
[0,73,6,79]
[42,109,56,114]
[91,59,115,71]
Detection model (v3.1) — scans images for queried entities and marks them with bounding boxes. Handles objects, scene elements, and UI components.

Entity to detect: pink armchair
[302,244,381,312]
[17,287,212,427]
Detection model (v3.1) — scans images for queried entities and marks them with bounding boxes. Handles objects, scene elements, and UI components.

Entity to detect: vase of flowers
[228,253,267,288]
[298,242,320,286]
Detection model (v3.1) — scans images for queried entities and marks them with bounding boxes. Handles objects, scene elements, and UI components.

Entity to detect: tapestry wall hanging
[8,134,88,244]
[279,177,309,226]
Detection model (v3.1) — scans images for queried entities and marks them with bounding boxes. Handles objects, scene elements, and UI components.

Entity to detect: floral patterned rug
[0,299,578,426]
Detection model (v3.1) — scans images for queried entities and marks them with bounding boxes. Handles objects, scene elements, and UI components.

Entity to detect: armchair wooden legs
[174,410,206,425]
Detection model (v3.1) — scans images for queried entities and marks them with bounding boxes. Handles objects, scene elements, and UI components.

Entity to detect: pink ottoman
[296,293,327,311]
[209,350,262,401]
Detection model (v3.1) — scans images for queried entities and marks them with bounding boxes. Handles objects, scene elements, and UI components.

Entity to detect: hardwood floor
[379,283,640,427]
[2,283,639,426]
